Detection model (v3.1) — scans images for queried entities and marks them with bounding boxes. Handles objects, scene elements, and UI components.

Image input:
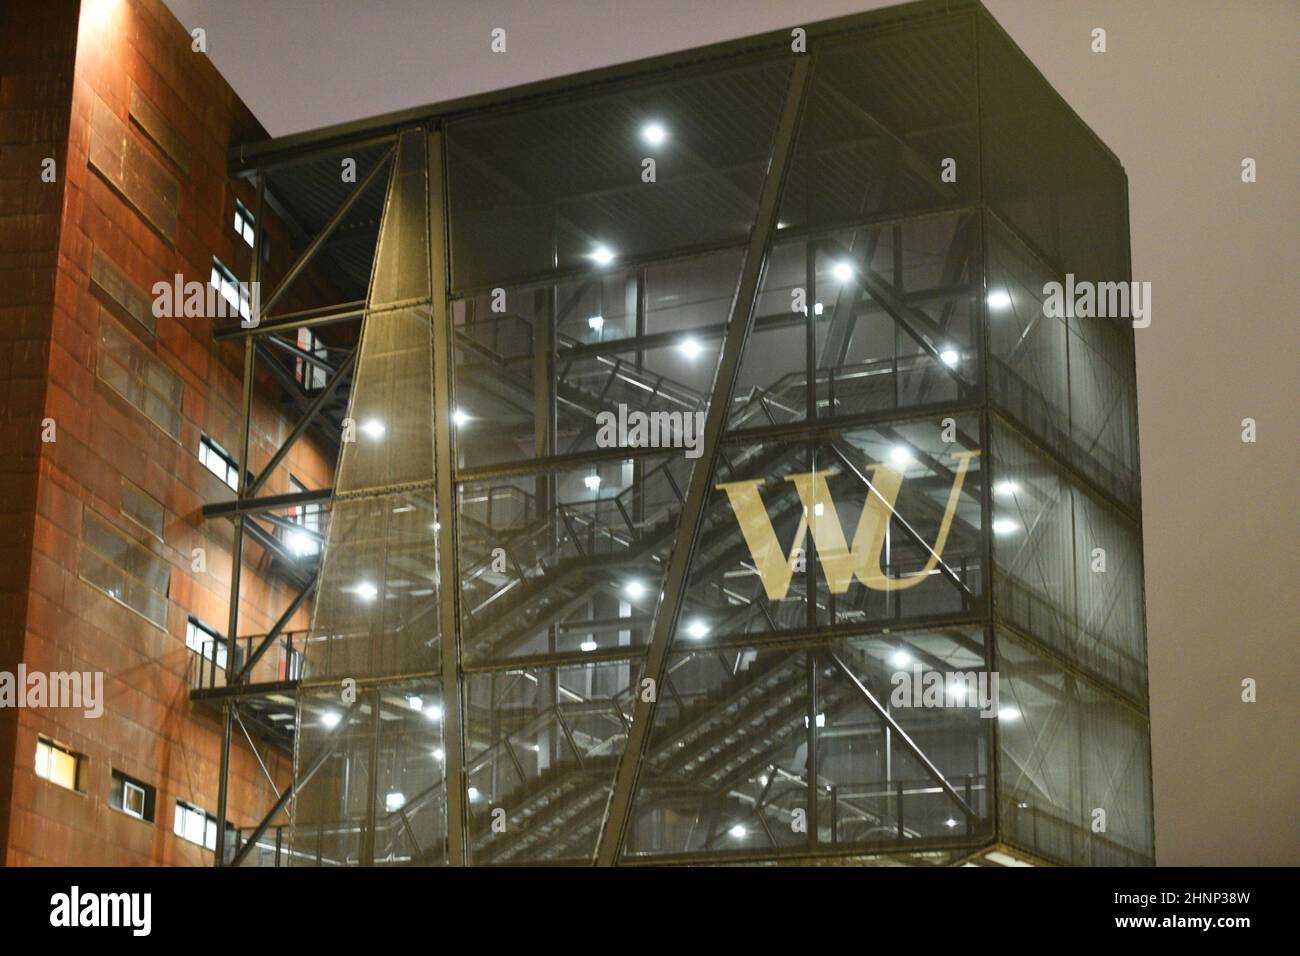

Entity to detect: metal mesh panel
[995,629,1154,865]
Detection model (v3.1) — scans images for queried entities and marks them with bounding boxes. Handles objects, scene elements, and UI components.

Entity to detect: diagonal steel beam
[594,56,813,866]
[247,349,356,496]
[234,571,318,685]
[428,127,469,866]
[260,144,396,317]
[827,650,975,821]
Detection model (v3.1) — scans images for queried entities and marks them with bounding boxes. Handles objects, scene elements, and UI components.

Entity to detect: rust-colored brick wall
[0,0,82,865]
[0,0,338,865]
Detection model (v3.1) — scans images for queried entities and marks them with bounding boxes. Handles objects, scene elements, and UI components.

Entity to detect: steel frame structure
[197,0,1154,868]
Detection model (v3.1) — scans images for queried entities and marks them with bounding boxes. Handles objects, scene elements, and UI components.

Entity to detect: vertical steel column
[428,127,467,865]
[215,170,264,866]
[594,56,812,866]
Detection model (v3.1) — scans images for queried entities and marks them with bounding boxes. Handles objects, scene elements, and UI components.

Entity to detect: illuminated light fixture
[832,261,855,283]
[987,290,1012,309]
[729,824,747,839]
[994,480,1021,496]
[998,706,1021,721]
[385,791,406,812]
[362,419,385,438]
[580,639,598,652]
[531,744,541,753]
[679,337,703,359]
[888,445,913,468]
[453,408,470,427]
[353,581,379,601]
[948,683,967,703]
[624,580,646,599]
[426,704,443,721]
[758,774,769,786]
[686,619,709,640]
[406,695,423,711]
[940,347,960,367]
[641,122,667,146]
[588,315,604,331]
[467,787,481,801]
[321,711,341,729]
[285,531,312,556]
[584,474,602,491]
[433,748,445,761]
[814,302,824,316]
[890,650,912,668]
[589,245,615,265]
[944,818,959,829]
[992,518,1020,535]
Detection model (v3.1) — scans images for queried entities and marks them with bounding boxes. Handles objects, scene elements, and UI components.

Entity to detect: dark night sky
[162,0,1299,865]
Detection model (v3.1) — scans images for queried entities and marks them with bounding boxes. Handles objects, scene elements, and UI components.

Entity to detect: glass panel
[446,57,792,290]
[465,661,633,863]
[458,454,688,664]
[996,629,1153,865]
[777,13,978,231]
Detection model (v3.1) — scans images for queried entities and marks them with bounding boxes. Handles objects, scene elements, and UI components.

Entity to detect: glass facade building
[214,0,1153,866]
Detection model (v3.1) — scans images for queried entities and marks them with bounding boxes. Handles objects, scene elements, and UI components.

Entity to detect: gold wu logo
[716,451,978,600]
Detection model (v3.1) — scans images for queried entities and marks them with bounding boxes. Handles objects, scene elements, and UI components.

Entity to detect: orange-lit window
[35,737,85,792]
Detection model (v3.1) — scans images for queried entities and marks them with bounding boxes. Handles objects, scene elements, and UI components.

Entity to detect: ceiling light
[888,445,913,467]
[641,122,667,146]
[987,290,1012,309]
[945,818,959,828]
[321,711,341,729]
[453,408,470,426]
[362,419,385,438]
[584,474,601,491]
[940,348,960,367]
[580,639,598,652]
[890,650,912,668]
[686,619,709,640]
[433,748,445,761]
[679,337,703,359]
[998,706,1021,721]
[814,302,824,315]
[729,824,747,839]
[588,315,604,331]
[285,531,312,556]
[406,695,423,711]
[994,480,1021,496]
[385,791,406,812]
[467,787,481,801]
[426,705,443,721]
[832,261,854,282]
[589,245,615,266]
[992,518,1020,535]
[353,581,378,601]
[624,580,646,599]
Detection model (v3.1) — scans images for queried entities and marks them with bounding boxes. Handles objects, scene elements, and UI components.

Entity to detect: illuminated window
[234,199,269,262]
[174,800,232,851]
[209,257,250,322]
[186,615,228,670]
[111,769,156,822]
[199,434,240,491]
[35,737,86,792]
[294,328,328,391]
[285,475,321,557]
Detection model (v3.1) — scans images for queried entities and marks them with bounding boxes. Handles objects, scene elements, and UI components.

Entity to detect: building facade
[0,0,1154,866]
